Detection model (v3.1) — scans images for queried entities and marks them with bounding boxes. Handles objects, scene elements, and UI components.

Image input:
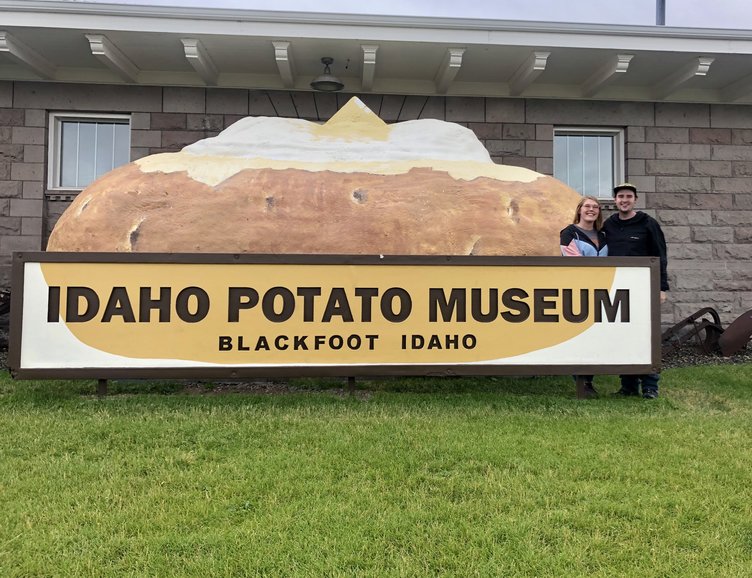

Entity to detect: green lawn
[1,366,751,577]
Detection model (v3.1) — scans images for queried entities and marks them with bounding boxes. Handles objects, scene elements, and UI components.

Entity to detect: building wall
[1,80,751,326]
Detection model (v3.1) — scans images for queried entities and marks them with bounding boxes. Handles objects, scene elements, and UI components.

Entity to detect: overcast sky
[73,0,752,29]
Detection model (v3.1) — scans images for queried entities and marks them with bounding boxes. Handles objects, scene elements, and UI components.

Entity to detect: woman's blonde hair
[572,195,603,229]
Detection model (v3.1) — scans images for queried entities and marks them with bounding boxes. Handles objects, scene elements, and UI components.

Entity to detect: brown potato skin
[47,163,580,256]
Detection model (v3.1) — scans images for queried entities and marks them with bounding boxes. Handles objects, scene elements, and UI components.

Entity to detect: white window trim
[553,127,625,198]
[47,112,131,192]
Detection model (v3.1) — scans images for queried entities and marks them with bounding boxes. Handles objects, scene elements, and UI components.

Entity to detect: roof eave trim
[1,0,752,40]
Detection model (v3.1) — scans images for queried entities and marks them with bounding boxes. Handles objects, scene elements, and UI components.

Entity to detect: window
[553,128,624,197]
[48,113,131,190]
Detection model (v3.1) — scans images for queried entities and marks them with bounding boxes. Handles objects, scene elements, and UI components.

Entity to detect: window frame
[553,127,625,199]
[47,112,131,192]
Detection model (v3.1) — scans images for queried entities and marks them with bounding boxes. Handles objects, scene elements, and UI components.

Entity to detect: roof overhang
[2,0,752,103]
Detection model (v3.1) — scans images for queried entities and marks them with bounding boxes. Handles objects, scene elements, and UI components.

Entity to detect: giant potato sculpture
[47,98,581,255]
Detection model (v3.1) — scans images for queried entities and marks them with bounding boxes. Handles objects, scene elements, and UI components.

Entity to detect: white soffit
[653,56,715,100]
[182,38,218,86]
[272,40,295,89]
[434,48,465,94]
[0,29,55,79]
[361,44,378,92]
[581,54,633,97]
[509,51,550,96]
[85,33,139,83]
[1,1,752,103]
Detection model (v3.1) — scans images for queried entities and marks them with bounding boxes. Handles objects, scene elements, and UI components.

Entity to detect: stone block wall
[1,80,750,325]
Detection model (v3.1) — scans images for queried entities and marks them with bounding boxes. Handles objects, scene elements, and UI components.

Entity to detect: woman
[560,195,608,396]
[560,195,608,257]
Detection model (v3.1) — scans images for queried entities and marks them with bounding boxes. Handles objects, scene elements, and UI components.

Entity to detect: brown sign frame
[9,252,661,380]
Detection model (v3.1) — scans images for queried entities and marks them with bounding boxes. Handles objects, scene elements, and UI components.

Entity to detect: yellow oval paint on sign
[39,261,618,366]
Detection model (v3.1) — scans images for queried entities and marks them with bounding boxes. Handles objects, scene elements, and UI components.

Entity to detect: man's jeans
[620,373,660,394]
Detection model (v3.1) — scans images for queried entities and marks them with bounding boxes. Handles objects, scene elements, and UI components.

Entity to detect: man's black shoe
[643,390,658,399]
[613,388,640,397]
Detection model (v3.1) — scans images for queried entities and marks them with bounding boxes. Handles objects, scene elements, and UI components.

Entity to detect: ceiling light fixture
[310,57,344,92]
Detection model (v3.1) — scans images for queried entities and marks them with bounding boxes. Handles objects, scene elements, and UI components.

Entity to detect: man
[602,183,668,399]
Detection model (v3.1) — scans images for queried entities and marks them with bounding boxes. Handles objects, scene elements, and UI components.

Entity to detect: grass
[1,366,751,576]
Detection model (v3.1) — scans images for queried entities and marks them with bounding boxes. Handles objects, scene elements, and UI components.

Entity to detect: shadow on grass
[0,374,187,403]
[2,365,749,412]
[0,370,624,406]
[292,374,596,396]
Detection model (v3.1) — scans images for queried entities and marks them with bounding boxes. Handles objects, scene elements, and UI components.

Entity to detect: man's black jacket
[602,211,669,291]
